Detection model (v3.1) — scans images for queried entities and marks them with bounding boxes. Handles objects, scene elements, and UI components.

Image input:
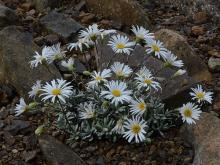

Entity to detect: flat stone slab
[0,26,60,100]
[40,10,83,39]
[181,112,220,165]
[39,135,86,165]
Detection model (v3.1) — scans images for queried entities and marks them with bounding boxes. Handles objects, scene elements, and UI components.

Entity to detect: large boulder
[39,135,86,165]
[155,29,212,82]
[0,5,19,29]
[40,11,83,40]
[181,112,220,165]
[96,35,199,108]
[85,0,151,28]
[0,26,60,100]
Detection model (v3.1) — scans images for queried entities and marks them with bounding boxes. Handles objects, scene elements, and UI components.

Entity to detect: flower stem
[44,64,56,77]
[58,100,74,132]
[94,41,99,70]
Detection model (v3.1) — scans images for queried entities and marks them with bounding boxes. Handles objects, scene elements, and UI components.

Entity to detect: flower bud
[28,102,38,109]
[83,71,91,76]
[173,69,186,77]
[35,125,44,136]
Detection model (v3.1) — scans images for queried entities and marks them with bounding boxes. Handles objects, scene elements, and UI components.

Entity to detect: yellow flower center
[144,79,152,85]
[52,88,61,96]
[138,102,146,111]
[90,34,97,41]
[116,43,125,49]
[152,44,160,52]
[112,89,122,97]
[116,70,124,77]
[95,76,103,81]
[196,92,205,99]
[183,109,192,118]
[131,124,141,134]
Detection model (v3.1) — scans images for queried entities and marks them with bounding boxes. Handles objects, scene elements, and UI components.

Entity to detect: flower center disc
[144,79,152,85]
[138,102,146,111]
[116,70,124,77]
[196,92,205,99]
[131,124,141,134]
[184,109,192,117]
[95,76,103,81]
[112,89,122,97]
[116,43,125,49]
[52,88,61,96]
[152,44,160,52]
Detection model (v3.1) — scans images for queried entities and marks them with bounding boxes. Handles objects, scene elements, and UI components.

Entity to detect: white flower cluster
[15,24,213,144]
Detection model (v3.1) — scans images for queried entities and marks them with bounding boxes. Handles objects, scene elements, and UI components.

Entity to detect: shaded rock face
[155,29,212,82]
[97,35,199,108]
[40,11,83,40]
[85,0,151,28]
[0,26,60,100]
[39,135,86,165]
[161,0,220,25]
[27,0,62,12]
[181,112,220,165]
[0,5,19,29]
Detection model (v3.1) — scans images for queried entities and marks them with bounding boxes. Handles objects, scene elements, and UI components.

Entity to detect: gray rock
[96,35,199,108]
[0,120,4,129]
[4,120,30,135]
[39,135,86,165]
[181,112,220,165]
[40,11,83,40]
[96,156,106,165]
[155,29,212,82]
[0,26,60,100]
[0,5,19,29]
[208,57,220,72]
[85,0,151,28]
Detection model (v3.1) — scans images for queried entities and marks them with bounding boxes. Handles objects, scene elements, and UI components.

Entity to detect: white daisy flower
[110,62,133,78]
[101,29,117,39]
[101,81,132,106]
[123,116,147,143]
[40,79,73,103]
[68,38,92,52]
[87,69,112,88]
[130,98,147,116]
[190,85,213,104]
[79,24,103,41]
[146,40,168,59]
[135,72,161,91]
[108,34,135,55]
[28,80,42,98]
[173,69,186,77]
[136,66,152,77]
[131,25,154,43]
[179,102,202,124]
[112,119,125,134]
[15,98,29,116]
[78,102,96,119]
[30,46,51,68]
[163,51,184,68]
[46,43,66,63]
[61,58,75,71]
